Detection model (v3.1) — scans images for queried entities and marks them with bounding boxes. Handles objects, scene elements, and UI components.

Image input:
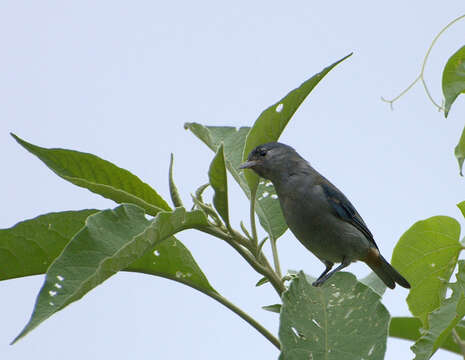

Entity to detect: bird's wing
[319,179,379,250]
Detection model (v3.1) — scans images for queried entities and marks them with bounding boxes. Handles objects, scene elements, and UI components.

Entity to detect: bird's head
[239,142,301,181]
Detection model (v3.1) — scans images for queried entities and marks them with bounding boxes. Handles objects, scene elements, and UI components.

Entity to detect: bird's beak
[239,160,259,169]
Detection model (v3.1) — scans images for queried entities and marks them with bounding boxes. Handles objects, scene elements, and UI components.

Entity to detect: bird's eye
[259,149,267,156]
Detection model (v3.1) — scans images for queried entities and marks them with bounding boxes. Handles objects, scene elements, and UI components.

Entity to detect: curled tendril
[382,14,465,111]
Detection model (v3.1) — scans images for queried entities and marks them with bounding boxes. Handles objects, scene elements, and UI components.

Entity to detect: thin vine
[381,14,465,111]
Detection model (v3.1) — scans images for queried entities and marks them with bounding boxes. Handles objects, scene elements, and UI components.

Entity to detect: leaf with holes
[11,134,170,216]
[12,205,210,343]
[412,261,465,359]
[391,216,461,324]
[208,144,229,225]
[442,45,465,118]
[0,210,215,314]
[0,210,98,280]
[242,53,353,195]
[185,123,287,241]
[279,271,389,360]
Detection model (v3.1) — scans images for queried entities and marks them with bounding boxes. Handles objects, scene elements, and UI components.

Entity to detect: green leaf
[0,210,98,280]
[458,201,465,219]
[12,205,210,343]
[127,236,216,293]
[360,272,387,297]
[389,316,422,343]
[262,304,281,313]
[168,153,184,207]
[391,216,462,324]
[208,144,229,225]
[185,123,287,240]
[242,53,353,194]
[11,134,170,216]
[412,261,465,359]
[255,276,269,287]
[0,210,216,329]
[390,317,465,355]
[279,271,389,360]
[442,45,465,118]
[454,124,465,176]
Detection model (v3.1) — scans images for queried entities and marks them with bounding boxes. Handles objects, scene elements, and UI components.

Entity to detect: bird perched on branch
[240,142,410,289]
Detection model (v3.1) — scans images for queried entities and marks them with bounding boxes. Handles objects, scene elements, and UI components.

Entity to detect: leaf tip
[10,132,20,142]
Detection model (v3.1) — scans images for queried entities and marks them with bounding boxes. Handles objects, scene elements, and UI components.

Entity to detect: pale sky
[1,2,465,359]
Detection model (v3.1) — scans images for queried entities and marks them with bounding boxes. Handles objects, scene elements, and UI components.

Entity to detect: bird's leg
[312,258,350,287]
[312,261,333,286]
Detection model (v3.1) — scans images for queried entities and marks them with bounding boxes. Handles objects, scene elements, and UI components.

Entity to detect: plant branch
[198,225,286,296]
[161,274,281,350]
[381,13,465,110]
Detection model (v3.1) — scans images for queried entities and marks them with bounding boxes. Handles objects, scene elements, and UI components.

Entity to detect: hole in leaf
[368,344,375,356]
[49,290,57,297]
[275,103,284,113]
[344,308,354,319]
[290,327,305,339]
[56,275,64,281]
[311,319,322,328]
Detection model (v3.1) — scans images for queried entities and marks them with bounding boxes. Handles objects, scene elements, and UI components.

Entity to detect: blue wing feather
[320,178,378,249]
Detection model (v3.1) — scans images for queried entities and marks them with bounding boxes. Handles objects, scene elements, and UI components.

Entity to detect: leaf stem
[166,275,281,350]
[249,188,259,253]
[270,239,282,279]
[452,328,465,359]
[206,291,281,349]
[381,13,465,110]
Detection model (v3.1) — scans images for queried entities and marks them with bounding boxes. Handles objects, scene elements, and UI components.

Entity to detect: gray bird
[240,142,410,289]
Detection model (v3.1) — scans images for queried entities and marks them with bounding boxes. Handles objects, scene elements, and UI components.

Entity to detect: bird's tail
[365,252,410,289]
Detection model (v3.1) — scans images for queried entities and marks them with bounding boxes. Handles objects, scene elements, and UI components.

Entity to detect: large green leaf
[0,210,215,293]
[0,210,98,280]
[185,123,287,240]
[455,124,465,176]
[412,261,465,359]
[442,45,465,118]
[11,134,170,216]
[279,271,389,360]
[243,53,353,194]
[208,144,229,225]
[389,317,465,356]
[12,205,210,343]
[391,216,462,324]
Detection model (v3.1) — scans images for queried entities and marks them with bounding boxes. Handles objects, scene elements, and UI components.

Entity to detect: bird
[240,142,410,289]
